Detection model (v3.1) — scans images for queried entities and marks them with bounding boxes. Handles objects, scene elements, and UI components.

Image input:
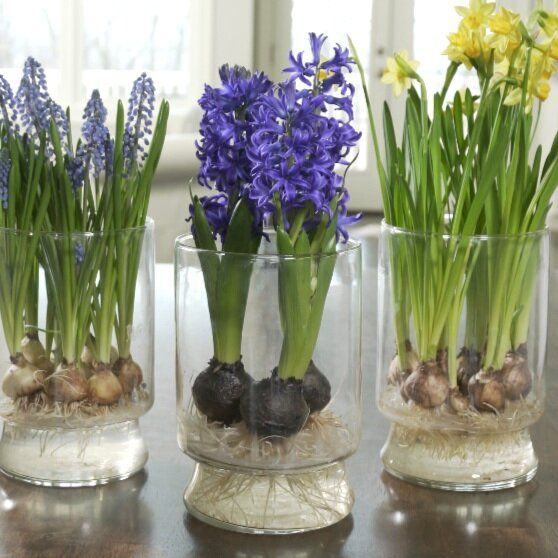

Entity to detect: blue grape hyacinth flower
[123,73,156,173]
[15,57,69,150]
[0,149,10,209]
[68,90,111,193]
[0,75,18,135]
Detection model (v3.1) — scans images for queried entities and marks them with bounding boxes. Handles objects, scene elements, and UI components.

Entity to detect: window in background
[291,0,374,171]
[268,0,519,210]
[0,0,207,135]
[291,0,373,64]
[0,1,60,92]
[83,0,192,104]
[413,0,479,97]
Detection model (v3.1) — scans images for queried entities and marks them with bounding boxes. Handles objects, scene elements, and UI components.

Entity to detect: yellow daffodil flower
[541,35,558,61]
[455,0,495,30]
[503,49,555,111]
[494,56,510,77]
[443,23,485,68]
[381,50,419,97]
[488,7,522,54]
[504,87,523,107]
[530,49,555,93]
[537,8,558,38]
[489,56,511,90]
[535,79,551,101]
[504,78,550,111]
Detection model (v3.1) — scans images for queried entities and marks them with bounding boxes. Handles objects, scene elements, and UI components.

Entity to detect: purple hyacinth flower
[194,64,273,240]
[284,32,355,98]
[187,193,230,241]
[248,33,362,241]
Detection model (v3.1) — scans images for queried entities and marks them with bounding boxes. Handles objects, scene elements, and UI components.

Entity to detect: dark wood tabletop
[0,231,556,558]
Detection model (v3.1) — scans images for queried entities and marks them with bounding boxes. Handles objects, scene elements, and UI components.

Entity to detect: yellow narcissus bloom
[531,49,555,95]
[541,36,558,61]
[535,80,551,101]
[381,50,419,97]
[503,87,523,107]
[489,55,511,89]
[537,8,558,38]
[504,79,550,110]
[455,0,495,30]
[443,22,486,68]
[488,7,522,54]
[504,49,555,111]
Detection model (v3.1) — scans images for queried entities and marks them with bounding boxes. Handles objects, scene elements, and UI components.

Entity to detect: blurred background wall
[0,0,555,261]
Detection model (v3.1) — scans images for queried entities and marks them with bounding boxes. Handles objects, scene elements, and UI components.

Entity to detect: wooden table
[0,235,556,558]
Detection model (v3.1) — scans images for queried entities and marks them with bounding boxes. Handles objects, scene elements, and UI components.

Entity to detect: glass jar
[0,219,155,486]
[175,231,362,533]
[377,221,548,491]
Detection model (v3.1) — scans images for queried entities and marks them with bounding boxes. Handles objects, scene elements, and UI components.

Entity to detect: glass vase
[175,231,362,533]
[0,219,155,486]
[377,221,548,491]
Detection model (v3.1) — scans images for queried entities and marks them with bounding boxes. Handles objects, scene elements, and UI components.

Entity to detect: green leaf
[383,102,397,177]
[191,196,217,252]
[223,198,255,254]
[542,127,558,177]
[277,227,294,255]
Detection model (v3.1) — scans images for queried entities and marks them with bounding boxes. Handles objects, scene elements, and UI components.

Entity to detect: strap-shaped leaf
[223,197,254,254]
[276,227,294,255]
[191,196,217,252]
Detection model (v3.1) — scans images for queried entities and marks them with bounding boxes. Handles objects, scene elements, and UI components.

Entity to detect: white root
[182,401,355,469]
[379,382,542,433]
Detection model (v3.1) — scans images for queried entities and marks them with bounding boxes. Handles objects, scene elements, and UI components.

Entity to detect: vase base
[0,419,148,487]
[381,423,538,492]
[184,460,354,534]
[383,464,537,492]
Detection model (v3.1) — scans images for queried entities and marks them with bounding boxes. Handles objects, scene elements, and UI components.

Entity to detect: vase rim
[174,228,361,260]
[0,216,154,239]
[380,219,549,241]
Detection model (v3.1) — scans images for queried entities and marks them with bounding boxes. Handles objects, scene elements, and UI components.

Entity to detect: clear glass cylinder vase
[0,219,155,486]
[377,221,548,491]
[175,231,362,533]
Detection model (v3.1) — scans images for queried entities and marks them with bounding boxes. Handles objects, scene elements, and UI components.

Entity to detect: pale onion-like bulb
[2,362,43,398]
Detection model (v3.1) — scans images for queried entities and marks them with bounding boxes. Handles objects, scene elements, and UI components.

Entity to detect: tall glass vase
[175,231,362,533]
[0,219,155,486]
[377,222,548,491]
